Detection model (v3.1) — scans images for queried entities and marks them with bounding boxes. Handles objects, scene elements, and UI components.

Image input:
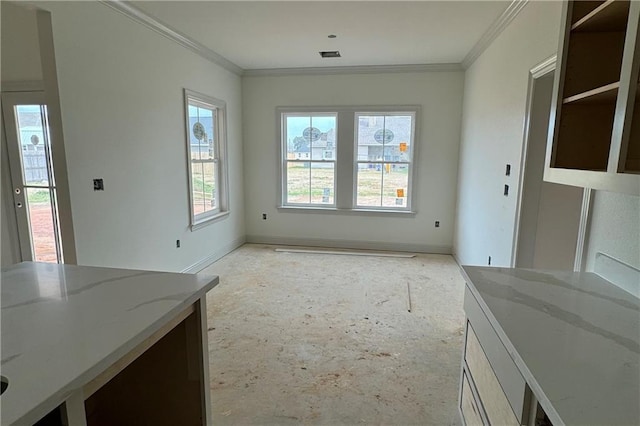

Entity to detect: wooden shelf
[572,0,630,32]
[563,81,619,104]
[571,1,607,25]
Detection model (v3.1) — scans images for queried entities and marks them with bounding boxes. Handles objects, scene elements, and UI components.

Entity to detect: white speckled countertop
[461,266,640,426]
[1,262,218,426]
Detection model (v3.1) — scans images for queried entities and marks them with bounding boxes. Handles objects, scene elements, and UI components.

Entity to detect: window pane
[285,115,337,161]
[287,161,310,204]
[203,161,217,210]
[25,188,58,262]
[191,160,217,215]
[356,163,383,207]
[357,114,413,162]
[310,162,334,204]
[16,105,50,186]
[190,106,215,162]
[382,164,409,207]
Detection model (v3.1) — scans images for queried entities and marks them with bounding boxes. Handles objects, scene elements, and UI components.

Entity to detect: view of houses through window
[185,90,228,227]
[284,114,337,205]
[356,114,413,208]
[281,109,416,211]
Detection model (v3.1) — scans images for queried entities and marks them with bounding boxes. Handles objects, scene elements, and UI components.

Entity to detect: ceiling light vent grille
[319,51,341,58]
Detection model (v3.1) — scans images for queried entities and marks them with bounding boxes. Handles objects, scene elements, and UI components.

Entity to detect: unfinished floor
[200,244,466,425]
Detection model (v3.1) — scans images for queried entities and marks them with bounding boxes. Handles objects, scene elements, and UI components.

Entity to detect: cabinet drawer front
[466,323,519,426]
[464,286,528,421]
[461,372,485,426]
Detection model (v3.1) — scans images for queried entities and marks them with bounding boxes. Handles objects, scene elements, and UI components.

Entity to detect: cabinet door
[461,372,485,426]
[465,323,520,426]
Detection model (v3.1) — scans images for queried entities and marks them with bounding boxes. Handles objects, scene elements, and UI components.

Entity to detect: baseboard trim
[181,236,246,273]
[246,235,451,255]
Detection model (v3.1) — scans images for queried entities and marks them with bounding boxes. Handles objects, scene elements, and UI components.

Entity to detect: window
[355,113,415,209]
[278,107,418,213]
[184,90,228,228]
[281,113,337,206]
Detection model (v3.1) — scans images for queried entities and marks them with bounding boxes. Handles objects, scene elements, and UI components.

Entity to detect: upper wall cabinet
[545,0,640,195]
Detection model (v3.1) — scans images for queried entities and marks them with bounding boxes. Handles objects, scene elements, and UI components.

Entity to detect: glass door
[2,92,63,263]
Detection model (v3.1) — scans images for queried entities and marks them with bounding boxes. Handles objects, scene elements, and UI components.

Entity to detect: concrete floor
[200,244,466,425]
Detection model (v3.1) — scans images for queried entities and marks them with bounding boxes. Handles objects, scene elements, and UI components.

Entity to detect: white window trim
[184,89,230,230]
[280,111,338,208]
[277,105,420,214]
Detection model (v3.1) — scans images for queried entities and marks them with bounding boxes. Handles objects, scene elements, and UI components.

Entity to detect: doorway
[513,60,587,271]
[2,91,63,263]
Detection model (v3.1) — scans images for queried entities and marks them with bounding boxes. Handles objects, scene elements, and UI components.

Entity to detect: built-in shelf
[572,0,630,32]
[563,81,620,104]
[571,1,607,25]
[545,0,640,194]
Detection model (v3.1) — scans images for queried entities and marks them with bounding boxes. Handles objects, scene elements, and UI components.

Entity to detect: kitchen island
[1,262,218,425]
[458,266,640,426]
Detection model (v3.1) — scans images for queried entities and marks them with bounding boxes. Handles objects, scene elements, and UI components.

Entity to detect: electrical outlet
[176,240,180,248]
[435,221,440,228]
[488,256,492,265]
[262,213,267,220]
[93,178,104,191]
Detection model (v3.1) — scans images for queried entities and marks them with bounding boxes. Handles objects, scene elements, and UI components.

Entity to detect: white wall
[454,1,562,266]
[1,2,42,266]
[242,72,464,252]
[532,182,582,270]
[26,2,245,271]
[1,2,42,84]
[586,191,640,271]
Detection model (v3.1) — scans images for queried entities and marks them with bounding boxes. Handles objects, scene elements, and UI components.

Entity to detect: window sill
[277,206,416,217]
[190,210,230,231]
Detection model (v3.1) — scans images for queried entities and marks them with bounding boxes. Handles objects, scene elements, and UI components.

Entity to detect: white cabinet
[545,0,640,195]
[459,286,533,426]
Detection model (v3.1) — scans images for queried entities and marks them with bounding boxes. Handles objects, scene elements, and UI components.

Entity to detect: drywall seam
[462,0,529,69]
[246,235,451,254]
[99,0,243,75]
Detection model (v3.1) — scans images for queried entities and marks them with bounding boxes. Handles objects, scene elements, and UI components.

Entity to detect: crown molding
[243,63,462,77]
[531,54,557,78]
[99,0,243,76]
[462,0,529,70]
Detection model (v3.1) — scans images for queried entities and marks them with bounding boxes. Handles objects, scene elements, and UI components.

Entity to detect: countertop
[461,266,640,426]
[1,262,218,425]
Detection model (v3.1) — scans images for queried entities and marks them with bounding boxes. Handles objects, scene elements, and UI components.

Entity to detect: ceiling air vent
[319,51,341,58]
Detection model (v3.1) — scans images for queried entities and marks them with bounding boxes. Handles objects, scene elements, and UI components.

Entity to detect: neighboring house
[290,128,336,165]
[356,115,412,164]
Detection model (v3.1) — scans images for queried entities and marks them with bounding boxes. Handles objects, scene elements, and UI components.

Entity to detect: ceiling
[130,1,511,70]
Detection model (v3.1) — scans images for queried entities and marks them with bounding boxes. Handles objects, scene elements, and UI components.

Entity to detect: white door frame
[2,91,46,261]
[511,55,592,271]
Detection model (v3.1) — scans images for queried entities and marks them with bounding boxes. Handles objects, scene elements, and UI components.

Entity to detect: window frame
[277,105,420,215]
[353,111,417,212]
[184,89,229,229]
[280,111,338,208]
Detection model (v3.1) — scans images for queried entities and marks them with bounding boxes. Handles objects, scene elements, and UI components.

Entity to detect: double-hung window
[184,89,229,228]
[281,113,337,206]
[279,107,418,213]
[355,113,415,209]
